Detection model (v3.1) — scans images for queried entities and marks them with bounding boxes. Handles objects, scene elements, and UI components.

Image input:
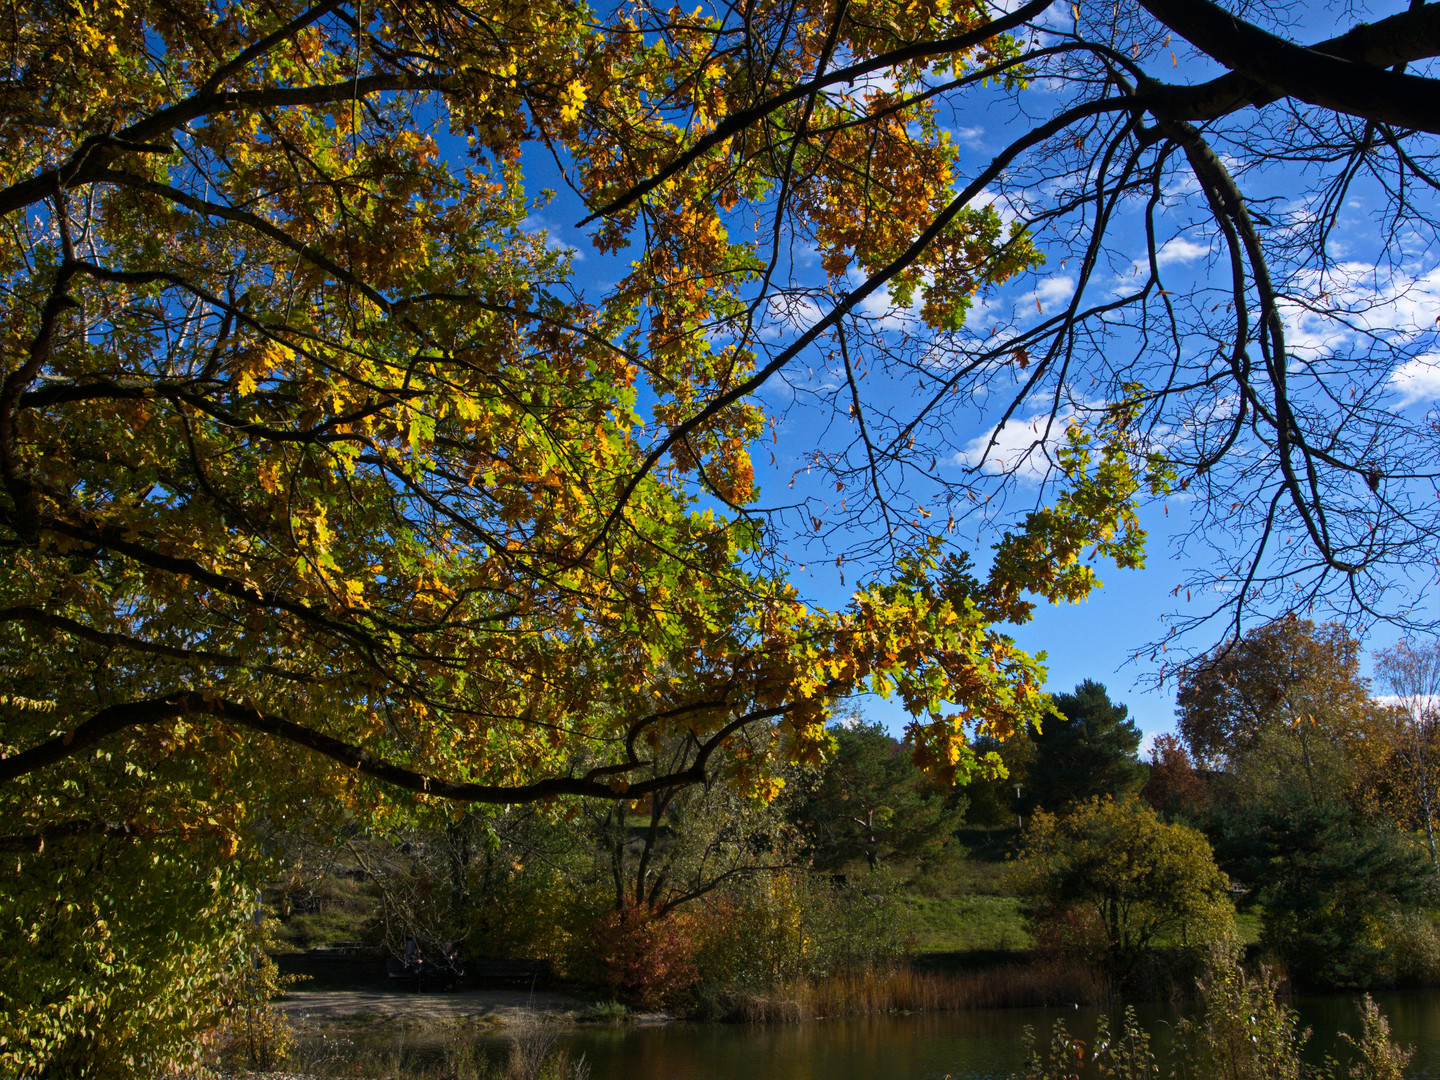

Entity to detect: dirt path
[280,986,590,1026]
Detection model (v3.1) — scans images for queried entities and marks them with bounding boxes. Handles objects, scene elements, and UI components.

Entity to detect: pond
[544,992,1440,1080]
[297,990,1440,1078]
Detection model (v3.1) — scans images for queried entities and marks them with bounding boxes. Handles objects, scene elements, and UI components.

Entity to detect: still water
[545,993,1440,1080]
[299,992,1440,1078]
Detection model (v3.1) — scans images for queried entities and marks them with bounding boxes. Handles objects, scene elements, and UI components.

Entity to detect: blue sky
[518,15,1440,751]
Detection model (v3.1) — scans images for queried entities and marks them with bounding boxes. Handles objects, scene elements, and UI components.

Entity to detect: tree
[1023,679,1146,814]
[787,719,963,872]
[4,6,1170,1065]
[1207,777,1435,988]
[10,0,1440,823]
[1014,796,1234,982]
[0,0,1173,833]
[1182,625,1437,986]
[6,0,1440,1066]
[1140,733,1210,822]
[0,830,257,1077]
[1177,617,1388,790]
[1374,638,1440,867]
[570,0,1440,649]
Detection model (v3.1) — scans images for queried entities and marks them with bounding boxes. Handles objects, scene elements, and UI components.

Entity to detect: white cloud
[1115,235,1214,297]
[993,0,1055,13]
[1156,236,1210,268]
[1280,261,1440,361]
[954,404,1077,481]
[1388,354,1440,407]
[1161,169,1202,200]
[1018,274,1075,315]
[845,266,934,334]
[953,388,1173,479]
[1375,693,1440,717]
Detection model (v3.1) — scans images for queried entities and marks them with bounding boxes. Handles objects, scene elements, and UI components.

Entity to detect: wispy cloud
[1388,354,1440,407]
[950,124,986,148]
[1280,261,1440,365]
[954,403,1078,481]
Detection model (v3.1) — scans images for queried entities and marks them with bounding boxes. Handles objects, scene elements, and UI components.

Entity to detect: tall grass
[709,959,1106,1022]
[281,1027,591,1080]
[1015,952,1413,1080]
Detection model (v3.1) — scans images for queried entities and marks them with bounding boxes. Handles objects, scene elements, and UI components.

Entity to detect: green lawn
[1233,910,1262,946]
[266,874,379,954]
[905,893,1033,953]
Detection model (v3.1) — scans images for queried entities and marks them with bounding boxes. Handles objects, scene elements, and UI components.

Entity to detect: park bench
[466,957,553,982]
[386,948,465,992]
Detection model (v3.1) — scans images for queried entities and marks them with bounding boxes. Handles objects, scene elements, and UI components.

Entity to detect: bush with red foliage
[592,905,702,1009]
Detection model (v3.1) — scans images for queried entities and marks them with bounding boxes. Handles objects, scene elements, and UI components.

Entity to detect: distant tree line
[997,619,1440,991]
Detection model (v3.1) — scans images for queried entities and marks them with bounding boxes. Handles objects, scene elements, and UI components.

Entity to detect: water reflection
[293,991,1440,1078]
[557,1009,1053,1080]
[1298,992,1440,1077]
[551,993,1440,1080]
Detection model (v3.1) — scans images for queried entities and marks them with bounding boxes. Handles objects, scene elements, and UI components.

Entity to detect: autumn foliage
[0,0,1155,1071]
[592,905,704,1010]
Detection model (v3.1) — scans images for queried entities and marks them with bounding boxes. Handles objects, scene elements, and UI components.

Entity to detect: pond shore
[282,986,591,1027]
[279,985,676,1030]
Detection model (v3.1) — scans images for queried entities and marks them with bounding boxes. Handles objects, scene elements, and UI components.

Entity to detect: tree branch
[1139,0,1440,133]
[0,692,795,805]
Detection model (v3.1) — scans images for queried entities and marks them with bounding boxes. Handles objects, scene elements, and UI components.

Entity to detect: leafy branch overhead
[0,0,1141,831]
[5,0,1440,1071]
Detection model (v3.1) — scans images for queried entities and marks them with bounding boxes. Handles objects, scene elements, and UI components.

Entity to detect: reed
[278,1023,590,1080]
[720,959,1106,1023]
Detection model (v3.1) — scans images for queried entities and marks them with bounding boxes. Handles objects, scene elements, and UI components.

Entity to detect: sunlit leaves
[0,2,1153,1067]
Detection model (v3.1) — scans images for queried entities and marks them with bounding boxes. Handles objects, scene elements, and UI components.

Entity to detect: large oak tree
[5,0,1440,1069]
[0,3,1137,1070]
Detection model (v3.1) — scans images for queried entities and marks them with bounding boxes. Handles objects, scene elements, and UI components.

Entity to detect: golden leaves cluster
[0,0,1148,836]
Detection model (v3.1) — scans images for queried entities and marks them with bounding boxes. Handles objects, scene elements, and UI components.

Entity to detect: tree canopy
[8,0,1440,854]
[0,0,1156,833]
[1023,679,1146,814]
[6,0,1440,1067]
[1208,782,1435,988]
[1374,638,1440,867]
[1177,617,1385,774]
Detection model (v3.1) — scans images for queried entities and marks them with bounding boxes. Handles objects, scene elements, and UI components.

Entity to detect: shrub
[1331,996,1413,1080]
[690,868,910,1001]
[592,905,701,1009]
[1172,953,1307,1080]
[1014,797,1234,985]
[211,952,306,1071]
[1018,1008,1161,1080]
[0,835,257,1079]
[1371,908,1440,987]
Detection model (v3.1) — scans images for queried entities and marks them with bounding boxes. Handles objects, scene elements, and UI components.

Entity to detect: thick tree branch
[0,691,795,804]
[1139,0,1440,133]
[0,820,151,853]
[0,605,313,682]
